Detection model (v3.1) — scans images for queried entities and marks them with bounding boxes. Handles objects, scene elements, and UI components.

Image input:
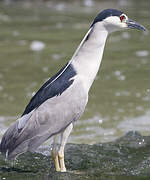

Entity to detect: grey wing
[0,63,77,158]
[0,81,88,159]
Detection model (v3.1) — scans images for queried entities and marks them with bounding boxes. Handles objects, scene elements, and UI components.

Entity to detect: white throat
[71,22,108,92]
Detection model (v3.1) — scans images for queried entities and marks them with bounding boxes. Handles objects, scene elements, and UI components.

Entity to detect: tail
[0,115,52,160]
[0,121,20,159]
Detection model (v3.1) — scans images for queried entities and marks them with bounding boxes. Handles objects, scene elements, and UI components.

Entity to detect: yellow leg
[51,123,73,172]
[58,123,73,172]
[51,150,60,172]
[51,135,60,172]
[58,150,66,172]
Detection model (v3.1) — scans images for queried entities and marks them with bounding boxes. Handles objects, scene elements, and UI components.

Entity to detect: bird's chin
[126,19,147,31]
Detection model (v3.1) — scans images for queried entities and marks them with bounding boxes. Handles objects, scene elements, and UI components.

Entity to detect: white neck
[71,23,108,92]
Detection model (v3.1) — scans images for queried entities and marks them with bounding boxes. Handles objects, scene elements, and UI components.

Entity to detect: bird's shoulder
[22,63,77,116]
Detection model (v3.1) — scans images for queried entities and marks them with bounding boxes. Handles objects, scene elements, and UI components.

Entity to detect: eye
[120,14,126,22]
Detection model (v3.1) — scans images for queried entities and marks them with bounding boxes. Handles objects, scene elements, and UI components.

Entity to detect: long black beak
[126,19,147,31]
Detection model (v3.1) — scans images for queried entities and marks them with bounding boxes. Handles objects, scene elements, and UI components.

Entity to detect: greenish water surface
[0,0,150,145]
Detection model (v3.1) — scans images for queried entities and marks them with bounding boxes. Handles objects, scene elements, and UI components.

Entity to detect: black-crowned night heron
[0,9,146,172]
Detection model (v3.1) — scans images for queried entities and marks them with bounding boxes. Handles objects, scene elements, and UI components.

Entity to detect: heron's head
[91,9,146,33]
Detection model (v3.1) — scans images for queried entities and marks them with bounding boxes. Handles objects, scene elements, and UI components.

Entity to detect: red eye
[120,15,126,22]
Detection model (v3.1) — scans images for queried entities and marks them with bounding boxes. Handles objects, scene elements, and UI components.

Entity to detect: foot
[60,167,66,172]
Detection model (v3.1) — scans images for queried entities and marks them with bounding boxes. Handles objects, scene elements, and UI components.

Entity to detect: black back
[22,63,76,116]
[91,9,123,27]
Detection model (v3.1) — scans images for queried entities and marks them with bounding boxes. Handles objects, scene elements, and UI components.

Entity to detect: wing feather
[22,63,76,116]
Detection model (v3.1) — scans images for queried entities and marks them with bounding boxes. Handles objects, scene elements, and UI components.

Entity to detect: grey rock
[1,131,150,180]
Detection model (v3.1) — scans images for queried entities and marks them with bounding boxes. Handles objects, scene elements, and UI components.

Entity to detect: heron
[0,9,146,172]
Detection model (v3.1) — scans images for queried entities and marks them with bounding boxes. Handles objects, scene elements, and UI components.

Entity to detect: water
[0,0,150,145]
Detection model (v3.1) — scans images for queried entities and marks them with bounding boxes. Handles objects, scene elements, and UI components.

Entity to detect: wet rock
[115,131,146,148]
[1,131,150,180]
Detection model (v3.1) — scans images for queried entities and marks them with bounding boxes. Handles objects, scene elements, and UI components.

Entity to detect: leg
[58,123,73,172]
[51,135,60,171]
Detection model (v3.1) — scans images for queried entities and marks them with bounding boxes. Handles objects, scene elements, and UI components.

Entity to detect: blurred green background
[0,0,149,144]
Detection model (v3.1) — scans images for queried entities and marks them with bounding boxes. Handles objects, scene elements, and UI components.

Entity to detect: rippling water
[0,0,150,144]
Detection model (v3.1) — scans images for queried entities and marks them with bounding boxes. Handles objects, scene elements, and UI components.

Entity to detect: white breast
[71,22,108,92]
